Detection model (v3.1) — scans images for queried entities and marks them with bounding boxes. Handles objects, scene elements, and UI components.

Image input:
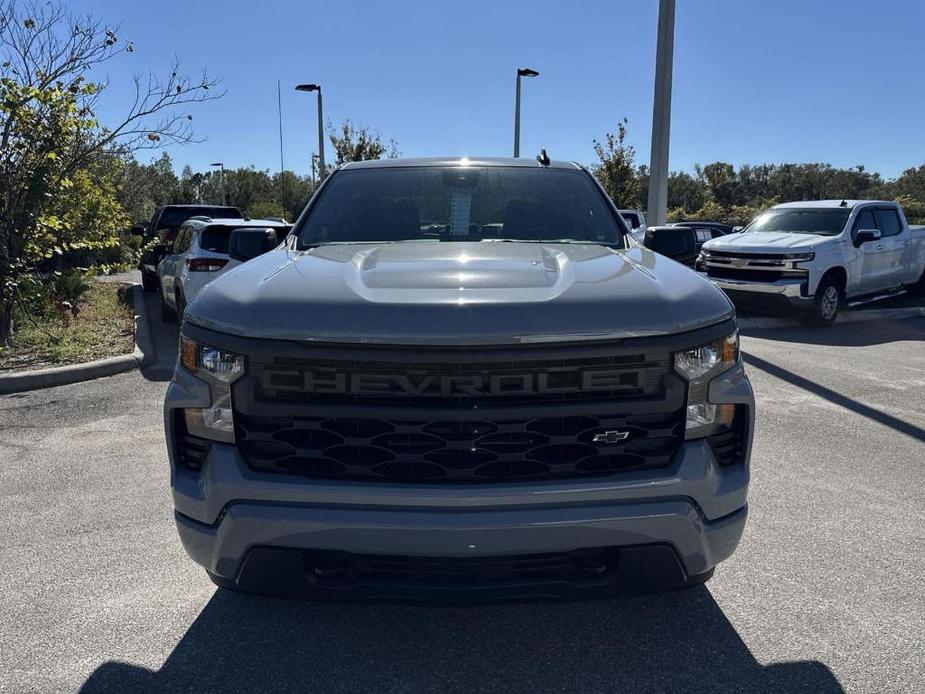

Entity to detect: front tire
[808,276,843,326]
[910,267,925,295]
[175,289,186,320]
[141,271,157,292]
[159,285,175,323]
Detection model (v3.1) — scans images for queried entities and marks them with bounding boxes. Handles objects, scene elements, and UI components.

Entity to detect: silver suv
[164,157,754,601]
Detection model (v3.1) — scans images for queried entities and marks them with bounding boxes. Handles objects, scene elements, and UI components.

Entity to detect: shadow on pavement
[743,351,925,442]
[140,291,178,382]
[743,317,925,347]
[80,586,843,693]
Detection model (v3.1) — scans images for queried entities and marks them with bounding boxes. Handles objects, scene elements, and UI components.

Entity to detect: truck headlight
[674,332,738,381]
[674,332,738,439]
[782,252,815,261]
[179,336,244,443]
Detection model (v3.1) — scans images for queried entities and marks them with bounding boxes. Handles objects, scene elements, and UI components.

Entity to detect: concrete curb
[0,284,154,395]
[738,306,925,331]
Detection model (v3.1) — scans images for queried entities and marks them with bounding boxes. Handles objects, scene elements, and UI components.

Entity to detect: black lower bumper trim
[723,289,811,316]
[211,543,710,603]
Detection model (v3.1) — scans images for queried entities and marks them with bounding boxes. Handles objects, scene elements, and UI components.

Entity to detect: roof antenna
[536,148,550,166]
[839,199,847,207]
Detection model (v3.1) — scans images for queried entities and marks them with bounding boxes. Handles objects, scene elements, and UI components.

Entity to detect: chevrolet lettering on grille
[262,367,640,397]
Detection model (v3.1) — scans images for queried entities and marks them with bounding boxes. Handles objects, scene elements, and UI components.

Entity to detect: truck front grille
[228,339,689,484]
[235,409,684,483]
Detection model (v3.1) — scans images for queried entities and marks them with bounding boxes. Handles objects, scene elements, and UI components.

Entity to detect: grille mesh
[236,410,684,483]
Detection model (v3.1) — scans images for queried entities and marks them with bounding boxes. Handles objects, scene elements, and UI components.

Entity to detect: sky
[68,0,925,179]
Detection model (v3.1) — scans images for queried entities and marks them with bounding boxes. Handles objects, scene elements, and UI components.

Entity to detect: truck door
[851,208,884,294]
[873,207,907,289]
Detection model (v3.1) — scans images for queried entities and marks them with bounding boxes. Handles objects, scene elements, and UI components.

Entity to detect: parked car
[700,200,925,324]
[164,157,754,601]
[672,221,737,236]
[619,209,647,243]
[644,225,720,268]
[139,205,243,292]
[156,218,289,321]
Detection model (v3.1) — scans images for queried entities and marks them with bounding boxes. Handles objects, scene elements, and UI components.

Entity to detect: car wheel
[141,272,157,292]
[159,285,175,323]
[175,289,187,319]
[910,268,925,295]
[809,276,843,326]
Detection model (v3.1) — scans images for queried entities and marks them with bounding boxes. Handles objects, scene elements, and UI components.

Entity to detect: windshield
[295,166,627,248]
[157,207,243,230]
[745,208,850,236]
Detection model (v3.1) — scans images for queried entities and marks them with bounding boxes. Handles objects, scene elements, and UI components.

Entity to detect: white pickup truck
[700,200,925,324]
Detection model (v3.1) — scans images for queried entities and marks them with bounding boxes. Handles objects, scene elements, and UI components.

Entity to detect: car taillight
[186,257,228,272]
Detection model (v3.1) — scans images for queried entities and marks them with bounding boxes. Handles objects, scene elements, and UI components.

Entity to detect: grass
[0,282,135,373]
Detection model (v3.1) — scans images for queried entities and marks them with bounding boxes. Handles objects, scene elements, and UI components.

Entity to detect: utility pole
[647,0,675,226]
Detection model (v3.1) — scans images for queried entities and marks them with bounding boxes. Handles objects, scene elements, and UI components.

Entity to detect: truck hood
[704,231,831,253]
[186,242,734,345]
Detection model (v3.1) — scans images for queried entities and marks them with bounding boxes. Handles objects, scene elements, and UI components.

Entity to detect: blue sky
[71,0,925,179]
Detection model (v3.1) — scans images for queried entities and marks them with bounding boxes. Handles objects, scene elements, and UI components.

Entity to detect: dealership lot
[1,308,923,693]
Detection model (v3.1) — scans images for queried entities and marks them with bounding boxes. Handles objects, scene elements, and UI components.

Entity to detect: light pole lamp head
[295,83,320,92]
[517,68,539,78]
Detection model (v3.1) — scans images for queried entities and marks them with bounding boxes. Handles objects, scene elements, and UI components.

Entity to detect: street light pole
[296,84,326,179]
[513,68,539,158]
[210,162,226,206]
[647,0,676,226]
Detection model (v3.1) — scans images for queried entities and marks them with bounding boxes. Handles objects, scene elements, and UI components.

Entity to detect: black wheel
[910,268,925,295]
[159,285,175,323]
[175,289,187,319]
[141,271,157,292]
[808,276,843,326]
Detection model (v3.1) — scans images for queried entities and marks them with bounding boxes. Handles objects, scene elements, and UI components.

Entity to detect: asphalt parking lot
[1,296,923,693]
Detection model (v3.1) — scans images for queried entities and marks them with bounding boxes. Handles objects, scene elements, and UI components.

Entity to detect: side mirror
[732,226,744,233]
[855,228,881,247]
[130,225,147,237]
[229,228,278,262]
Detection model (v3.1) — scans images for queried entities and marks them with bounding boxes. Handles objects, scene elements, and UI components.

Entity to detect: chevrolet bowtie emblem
[592,430,630,444]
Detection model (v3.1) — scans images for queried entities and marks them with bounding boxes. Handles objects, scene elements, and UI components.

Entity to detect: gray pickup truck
[164,157,754,601]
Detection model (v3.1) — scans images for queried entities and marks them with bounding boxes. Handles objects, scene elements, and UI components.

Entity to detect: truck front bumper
[166,362,754,601]
[706,276,813,313]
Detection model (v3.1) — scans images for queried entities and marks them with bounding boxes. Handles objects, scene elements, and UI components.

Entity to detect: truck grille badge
[591,430,630,444]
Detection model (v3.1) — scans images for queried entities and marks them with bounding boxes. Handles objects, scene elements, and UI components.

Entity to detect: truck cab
[700,200,925,324]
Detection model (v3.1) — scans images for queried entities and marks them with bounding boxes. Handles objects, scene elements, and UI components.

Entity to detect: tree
[592,119,641,208]
[0,1,221,342]
[115,152,180,224]
[699,162,739,207]
[667,171,708,213]
[273,170,314,221]
[327,119,399,167]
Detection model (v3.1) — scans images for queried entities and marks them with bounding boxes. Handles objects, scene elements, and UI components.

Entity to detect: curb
[0,284,154,395]
[738,306,925,331]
